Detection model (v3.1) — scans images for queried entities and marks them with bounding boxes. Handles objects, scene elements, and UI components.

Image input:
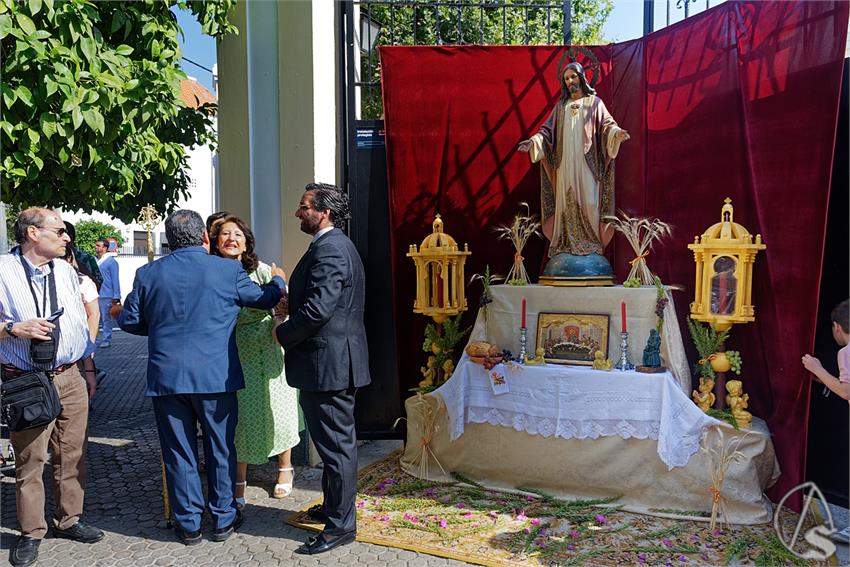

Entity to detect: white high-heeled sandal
[273,467,294,498]
[235,481,247,509]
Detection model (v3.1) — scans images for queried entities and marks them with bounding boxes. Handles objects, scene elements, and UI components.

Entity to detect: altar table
[400,356,780,524]
[471,284,691,393]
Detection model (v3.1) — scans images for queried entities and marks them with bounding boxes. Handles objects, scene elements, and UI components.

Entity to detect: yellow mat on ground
[286,450,836,566]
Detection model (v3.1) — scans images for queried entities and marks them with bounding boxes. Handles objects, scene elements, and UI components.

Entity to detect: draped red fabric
[380,0,848,502]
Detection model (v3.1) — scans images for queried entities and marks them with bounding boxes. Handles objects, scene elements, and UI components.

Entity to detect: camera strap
[19,254,61,367]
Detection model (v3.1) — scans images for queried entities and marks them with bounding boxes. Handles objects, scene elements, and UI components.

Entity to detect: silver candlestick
[616,331,634,371]
[518,327,528,363]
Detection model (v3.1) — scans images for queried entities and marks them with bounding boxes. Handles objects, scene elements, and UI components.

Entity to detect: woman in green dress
[211,215,300,505]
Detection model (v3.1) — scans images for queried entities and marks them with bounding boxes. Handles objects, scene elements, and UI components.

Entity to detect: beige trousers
[10,366,89,538]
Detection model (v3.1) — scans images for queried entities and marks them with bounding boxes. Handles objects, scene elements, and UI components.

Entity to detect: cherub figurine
[591,350,613,370]
[692,377,716,412]
[442,358,455,380]
[419,356,437,388]
[524,347,546,365]
[726,379,752,428]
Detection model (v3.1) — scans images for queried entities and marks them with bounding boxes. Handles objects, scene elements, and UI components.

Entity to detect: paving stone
[0,333,474,566]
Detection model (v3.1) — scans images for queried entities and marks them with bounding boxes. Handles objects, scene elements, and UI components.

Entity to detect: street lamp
[359,11,381,53]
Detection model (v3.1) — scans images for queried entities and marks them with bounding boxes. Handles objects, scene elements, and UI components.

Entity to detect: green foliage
[706,408,740,430]
[360,0,614,118]
[1,0,237,222]
[74,219,122,254]
[687,318,729,377]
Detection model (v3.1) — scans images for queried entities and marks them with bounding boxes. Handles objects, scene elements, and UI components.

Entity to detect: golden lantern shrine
[688,198,766,331]
[407,215,471,324]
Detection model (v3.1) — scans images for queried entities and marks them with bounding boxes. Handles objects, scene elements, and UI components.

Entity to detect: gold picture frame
[535,313,610,365]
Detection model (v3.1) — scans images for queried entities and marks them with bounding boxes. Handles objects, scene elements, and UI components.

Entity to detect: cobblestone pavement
[1,330,468,566]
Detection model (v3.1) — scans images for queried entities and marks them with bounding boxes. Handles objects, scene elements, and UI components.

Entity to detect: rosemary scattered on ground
[649,508,712,518]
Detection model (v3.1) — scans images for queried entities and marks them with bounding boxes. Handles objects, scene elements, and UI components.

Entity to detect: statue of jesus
[518,61,629,258]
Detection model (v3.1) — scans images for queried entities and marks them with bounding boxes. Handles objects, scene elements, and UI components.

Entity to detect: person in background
[94,238,119,348]
[63,221,102,290]
[210,215,300,507]
[802,299,849,543]
[61,245,99,396]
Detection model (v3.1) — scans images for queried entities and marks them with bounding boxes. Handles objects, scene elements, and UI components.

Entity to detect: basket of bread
[465,341,502,365]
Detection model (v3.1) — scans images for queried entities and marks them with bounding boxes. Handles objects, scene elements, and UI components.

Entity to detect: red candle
[521,297,527,328]
[621,301,627,333]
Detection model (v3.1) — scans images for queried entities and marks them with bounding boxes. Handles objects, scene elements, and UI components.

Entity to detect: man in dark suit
[275,183,370,555]
[115,210,285,545]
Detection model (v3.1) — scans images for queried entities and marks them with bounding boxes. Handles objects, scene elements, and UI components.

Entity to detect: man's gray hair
[14,207,53,244]
[165,210,205,250]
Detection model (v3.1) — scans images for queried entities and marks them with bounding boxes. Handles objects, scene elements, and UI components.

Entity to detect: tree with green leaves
[360,0,614,118]
[74,219,122,255]
[0,0,236,222]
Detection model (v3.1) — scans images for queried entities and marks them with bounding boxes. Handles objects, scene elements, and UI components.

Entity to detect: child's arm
[803,354,850,400]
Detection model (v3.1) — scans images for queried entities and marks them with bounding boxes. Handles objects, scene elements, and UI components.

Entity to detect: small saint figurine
[642,329,662,367]
[591,350,613,370]
[692,377,716,412]
[524,347,546,365]
[419,356,437,388]
[442,359,455,380]
[726,379,752,428]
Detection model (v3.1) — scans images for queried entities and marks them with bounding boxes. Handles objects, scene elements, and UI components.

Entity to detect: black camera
[30,308,63,365]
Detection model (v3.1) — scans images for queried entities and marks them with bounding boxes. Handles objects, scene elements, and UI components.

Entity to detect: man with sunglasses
[0,208,103,567]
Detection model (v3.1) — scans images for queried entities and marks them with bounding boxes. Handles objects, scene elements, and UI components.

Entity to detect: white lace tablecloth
[433,355,720,470]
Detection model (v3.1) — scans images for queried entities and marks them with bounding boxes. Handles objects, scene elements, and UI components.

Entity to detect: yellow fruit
[709,352,731,373]
[431,344,442,354]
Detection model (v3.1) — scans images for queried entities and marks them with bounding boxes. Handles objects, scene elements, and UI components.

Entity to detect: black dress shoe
[52,521,105,543]
[305,504,327,523]
[294,531,356,555]
[9,536,40,567]
[211,510,243,542]
[174,526,202,546]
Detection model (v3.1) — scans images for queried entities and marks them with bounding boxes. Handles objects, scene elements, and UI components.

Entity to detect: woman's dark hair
[832,299,849,334]
[209,215,259,274]
[206,210,231,234]
[62,244,93,280]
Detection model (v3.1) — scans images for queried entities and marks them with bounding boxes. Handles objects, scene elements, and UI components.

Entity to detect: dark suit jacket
[118,246,284,396]
[276,228,371,392]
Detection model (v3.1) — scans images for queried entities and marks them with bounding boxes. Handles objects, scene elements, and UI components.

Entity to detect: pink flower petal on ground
[662,538,674,548]
[569,530,579,539]
[523,527,531,534]
[526,495,535,502]
[379,515,390,521]
[516,512,527,521]
[595,514,608,525]
[567,545,575,551]
[462,512,472,517]
[678,555,687,562]
[455,503,466,509]
[712,528,722,536]
[488,511,498,518]
[530,518,541,526]
[439,519,448,528]
[356,501,365,509]
[638,553,647,563]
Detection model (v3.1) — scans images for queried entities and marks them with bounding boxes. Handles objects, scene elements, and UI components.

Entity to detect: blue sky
[175,1,726,93]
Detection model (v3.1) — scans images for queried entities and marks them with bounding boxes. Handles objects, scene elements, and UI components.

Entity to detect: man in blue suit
[115,210,286,544]
[275,183,370,555]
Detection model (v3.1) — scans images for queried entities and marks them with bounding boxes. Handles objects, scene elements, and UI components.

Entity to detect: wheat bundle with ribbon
[603,212,672,285]
[394,393,448,479]
[494,203,542,285]
[699,426,750,531]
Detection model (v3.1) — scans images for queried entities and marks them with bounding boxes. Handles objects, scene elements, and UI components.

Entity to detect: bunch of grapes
[726,350,742,375]
[623,277,641,288]
[501,348,513,361]
[655,297,669,318]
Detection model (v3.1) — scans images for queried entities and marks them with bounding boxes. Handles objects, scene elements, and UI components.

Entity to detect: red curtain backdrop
[380,0,848,502]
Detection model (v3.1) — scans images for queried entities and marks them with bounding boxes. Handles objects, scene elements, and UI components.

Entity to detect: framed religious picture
[535,313,610,365]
